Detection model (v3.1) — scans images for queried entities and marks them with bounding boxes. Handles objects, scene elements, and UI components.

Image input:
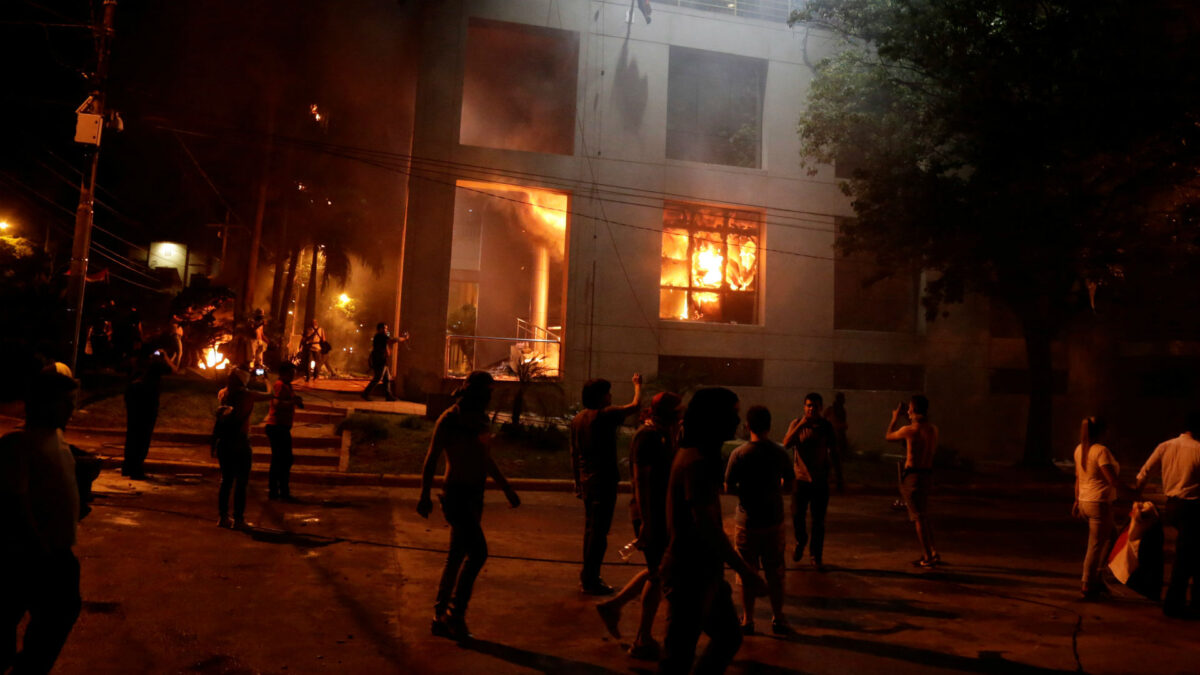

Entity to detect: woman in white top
[1072,417,1127,599]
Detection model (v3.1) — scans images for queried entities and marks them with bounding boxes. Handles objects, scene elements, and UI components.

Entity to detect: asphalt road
[47,471,1197,674]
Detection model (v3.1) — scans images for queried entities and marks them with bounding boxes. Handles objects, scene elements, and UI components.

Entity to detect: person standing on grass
[265,362,303,501]
[570,373,643,595]
[418,371,520,642]
[725,405,795,635]
[595,391,683,661]
[659,387,768,675]
[0,365,82,674]
[783,392,837,570]
[1135,412,1200,618]
[886,394,940,568]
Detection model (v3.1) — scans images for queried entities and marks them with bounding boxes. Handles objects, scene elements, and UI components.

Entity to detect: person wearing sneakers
[886,395,941,568]
[725,405,795,636]
[417,371,520,642]
[783,392,838,571]
[595,391,683,661]
[570,373,643,595]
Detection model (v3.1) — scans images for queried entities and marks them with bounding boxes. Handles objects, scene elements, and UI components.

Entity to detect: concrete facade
[392,0,1086,461]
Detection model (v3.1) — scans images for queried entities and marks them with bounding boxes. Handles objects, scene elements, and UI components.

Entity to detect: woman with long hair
[1072,416,1127,599]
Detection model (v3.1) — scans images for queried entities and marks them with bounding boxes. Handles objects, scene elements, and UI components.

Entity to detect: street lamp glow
[0,221,10,232]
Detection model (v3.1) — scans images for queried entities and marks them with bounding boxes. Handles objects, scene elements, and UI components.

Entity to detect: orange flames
[457,180,567,256]
[658,207,760,321]
[197,343,229,371]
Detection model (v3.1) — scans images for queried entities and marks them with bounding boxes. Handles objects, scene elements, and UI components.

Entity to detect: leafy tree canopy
[791,0,1200,463]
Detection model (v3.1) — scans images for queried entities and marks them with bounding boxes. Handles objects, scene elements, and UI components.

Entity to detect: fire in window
[659,202,761,324]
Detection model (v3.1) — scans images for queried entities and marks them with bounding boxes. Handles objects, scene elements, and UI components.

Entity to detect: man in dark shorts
[595,391,682,660]
[783,392,838,569]
[725,405,794,635]
[659,388,767,675]
[417,371,520,642]
[570,373,643,595]
[886,394,940,567]
[362,322,406,401]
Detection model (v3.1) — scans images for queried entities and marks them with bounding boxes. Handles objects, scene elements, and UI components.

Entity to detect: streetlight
[0,220,10,232]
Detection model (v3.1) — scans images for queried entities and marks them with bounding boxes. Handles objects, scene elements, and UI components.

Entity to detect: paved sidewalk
[48,469,1199,675]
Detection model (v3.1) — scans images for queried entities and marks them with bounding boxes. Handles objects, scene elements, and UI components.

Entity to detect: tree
[791,0,1200,465]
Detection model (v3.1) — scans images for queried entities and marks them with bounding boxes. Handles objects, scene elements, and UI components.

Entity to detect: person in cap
[595,390,683,660]
[418,371,520,642]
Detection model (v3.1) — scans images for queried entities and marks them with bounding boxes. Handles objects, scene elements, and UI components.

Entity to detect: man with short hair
[362,322,406,401]
[659,387,768,674]
[783,392,838,569]
[1,366,83,673]
[1135,411,1200,618]
[725,405,795,635]
[571,373,643,595]
[886,394,940,567]
[417,371,521,641]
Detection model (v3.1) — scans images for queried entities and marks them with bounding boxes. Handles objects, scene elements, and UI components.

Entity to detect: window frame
[659,201,762,325]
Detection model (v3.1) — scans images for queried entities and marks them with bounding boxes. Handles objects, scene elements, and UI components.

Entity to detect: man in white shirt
[1136,412,1200,618]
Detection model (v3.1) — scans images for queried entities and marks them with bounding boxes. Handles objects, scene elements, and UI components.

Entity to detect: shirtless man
[417,371,520,642]
[885,394,940,568]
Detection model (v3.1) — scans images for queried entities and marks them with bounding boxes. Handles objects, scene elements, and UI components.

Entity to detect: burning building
[380,1,1099,460]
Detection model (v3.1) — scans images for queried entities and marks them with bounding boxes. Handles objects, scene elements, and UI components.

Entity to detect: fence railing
[655,0,801,23]
[445,334,562,379]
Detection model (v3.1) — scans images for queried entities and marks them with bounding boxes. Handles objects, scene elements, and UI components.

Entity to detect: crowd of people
[4,349,1199,672]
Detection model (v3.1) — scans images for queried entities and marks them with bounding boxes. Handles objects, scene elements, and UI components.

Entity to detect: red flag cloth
[637,0,652,23]
[1108,501,1164,600]
[84,268,110,283]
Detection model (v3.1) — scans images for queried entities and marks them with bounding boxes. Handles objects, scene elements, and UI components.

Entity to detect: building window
[658,355,763,387]
[445,180,568,379]
[460,18,578,156]
[666,46,767,169]
[833,219,918,332]
[659,201,761,324]
[833,362,925,391]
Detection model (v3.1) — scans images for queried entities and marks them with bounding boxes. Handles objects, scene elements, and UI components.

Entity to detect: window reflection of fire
[659,203,761,323]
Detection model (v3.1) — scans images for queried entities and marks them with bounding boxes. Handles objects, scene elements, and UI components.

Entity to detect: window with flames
[659,202,761,324]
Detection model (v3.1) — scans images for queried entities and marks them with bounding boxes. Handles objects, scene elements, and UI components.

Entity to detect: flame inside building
[446,180,568,379]
[660,202,761,323]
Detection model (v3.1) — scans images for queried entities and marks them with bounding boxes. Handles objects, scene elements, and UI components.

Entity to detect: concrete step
[251,447,339,468]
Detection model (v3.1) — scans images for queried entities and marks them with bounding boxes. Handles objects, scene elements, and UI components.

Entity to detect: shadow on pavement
[787,615,922,636]
[771,631,1077,674]
[466,639,622,674]
[793,595,958,619]
[244,527,341,548]
[835,566,1062,591]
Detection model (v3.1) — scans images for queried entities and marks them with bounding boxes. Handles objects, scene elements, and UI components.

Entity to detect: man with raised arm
[417,371,520,642]
[570,373,643,595]
[886,394,940,568]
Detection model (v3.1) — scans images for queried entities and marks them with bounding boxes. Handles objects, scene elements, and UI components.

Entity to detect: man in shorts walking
[725,405,795,635]
[886,394,940,567]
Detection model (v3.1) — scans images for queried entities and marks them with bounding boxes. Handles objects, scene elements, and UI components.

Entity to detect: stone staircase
[250,402,345,470]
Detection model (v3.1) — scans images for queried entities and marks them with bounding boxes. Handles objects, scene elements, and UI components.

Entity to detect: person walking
[300,319,326,382]
[362,323,406,401]
[886,395,941,568]
[1072,417,1128,599]
[0,365,83,674]
[265,362,303,501]
[822,392,848,493]
[121,348,173,480]
[417,371,520,642]
[725,405,795,635]
[659,387,768,675]
[215,369,270,529]
[783,392,838,570]
[1135,412,1200,618]
[570,373,643,595]
[595,391,682,660]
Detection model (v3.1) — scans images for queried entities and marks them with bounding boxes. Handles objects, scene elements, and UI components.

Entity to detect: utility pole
[244,107,275,317]
[65,0,118,372]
